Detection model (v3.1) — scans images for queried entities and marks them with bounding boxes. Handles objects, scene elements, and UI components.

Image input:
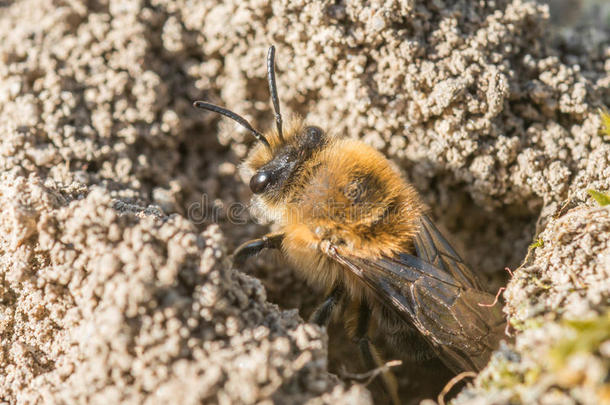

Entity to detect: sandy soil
[0,0,608,404]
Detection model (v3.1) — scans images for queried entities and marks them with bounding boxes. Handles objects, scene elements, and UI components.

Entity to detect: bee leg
[355,301,400,405]
[309,286,343,327]
[232,233,284,267]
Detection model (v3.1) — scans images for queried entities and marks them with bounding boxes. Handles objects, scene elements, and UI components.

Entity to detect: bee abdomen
[372,303,437,362]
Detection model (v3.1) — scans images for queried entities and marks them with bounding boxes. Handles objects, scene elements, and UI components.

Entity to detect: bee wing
[324,244,505,373]
[414,214,482,289]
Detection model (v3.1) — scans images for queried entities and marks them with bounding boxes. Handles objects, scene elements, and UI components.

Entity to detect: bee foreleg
[355,301,400,405]
[309,286,343,327]
[232,233,284,267]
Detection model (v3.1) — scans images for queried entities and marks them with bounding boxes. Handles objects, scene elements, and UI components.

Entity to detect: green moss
[550,311,610,368]
[509,316,544,332]
[587,189,610,206]
[472,313,609,404]
[529,238,544,249]
[600,108,610,138]
[479,356,523,390]
[523,366,542,386]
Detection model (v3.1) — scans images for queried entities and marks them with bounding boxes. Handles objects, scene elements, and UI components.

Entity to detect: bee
[194,46,506,404]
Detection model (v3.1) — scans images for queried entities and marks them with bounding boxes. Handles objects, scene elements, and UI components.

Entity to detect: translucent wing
[324,216,505,373]
[414,214,482,290]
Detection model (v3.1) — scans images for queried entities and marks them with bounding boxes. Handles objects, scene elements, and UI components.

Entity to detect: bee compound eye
[249,171,271,194]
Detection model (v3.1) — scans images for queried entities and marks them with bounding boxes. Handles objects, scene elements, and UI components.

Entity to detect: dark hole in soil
[180,112,539,404]
[221,184,538,404]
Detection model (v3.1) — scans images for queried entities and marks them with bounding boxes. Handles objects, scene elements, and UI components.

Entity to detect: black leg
[233,233,284,267]
[309,286,343,327]
[355,301,401,405]
[354,299,371,341]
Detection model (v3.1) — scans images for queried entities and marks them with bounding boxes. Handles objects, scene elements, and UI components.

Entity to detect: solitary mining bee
[194,46,506,404]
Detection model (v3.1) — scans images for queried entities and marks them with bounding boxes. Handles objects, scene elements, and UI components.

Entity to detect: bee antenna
[193,101,271,149]
[267,45,284,142]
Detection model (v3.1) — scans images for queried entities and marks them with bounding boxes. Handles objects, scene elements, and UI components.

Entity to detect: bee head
[245,121,326,195]
[194,46,328,217]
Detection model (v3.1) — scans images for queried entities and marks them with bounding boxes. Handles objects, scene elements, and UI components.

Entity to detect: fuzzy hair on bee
[194,46,506,405]
[239,116,425,303]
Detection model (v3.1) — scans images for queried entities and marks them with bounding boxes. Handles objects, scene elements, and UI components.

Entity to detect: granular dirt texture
[454,204,610,405]
[0,175,370,404]
[0,0,608,404]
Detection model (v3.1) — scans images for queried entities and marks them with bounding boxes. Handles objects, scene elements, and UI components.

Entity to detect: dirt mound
[0,0,608,403]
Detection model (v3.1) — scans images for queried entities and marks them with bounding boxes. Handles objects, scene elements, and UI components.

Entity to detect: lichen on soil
[0,0,608,404]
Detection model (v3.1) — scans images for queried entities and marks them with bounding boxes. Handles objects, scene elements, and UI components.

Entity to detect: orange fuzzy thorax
[241,118,422,297]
